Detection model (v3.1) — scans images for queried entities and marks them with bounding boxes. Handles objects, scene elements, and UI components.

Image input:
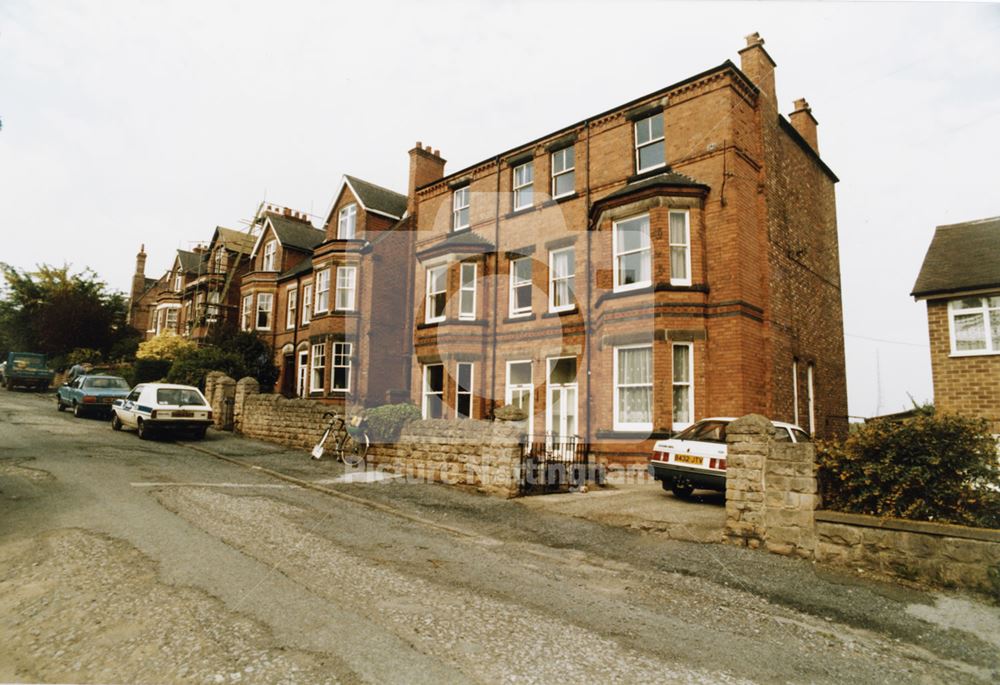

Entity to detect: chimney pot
[416,141,423,149]
[745,31,763,47]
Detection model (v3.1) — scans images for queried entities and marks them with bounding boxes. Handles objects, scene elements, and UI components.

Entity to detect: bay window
[613,214,651,291]
[459,262,476,320]
[335,266,357,311]
[314,269,330,314]
[669,210,691,286]
[426,265,447,323]
[332,342,352,392]
[256,293,273,330]
[456,362,473,419]
[310,343,325,393]
[422,364,444,419]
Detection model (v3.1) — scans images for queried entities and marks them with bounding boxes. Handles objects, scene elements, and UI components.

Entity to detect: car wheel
[111,414,123,431]
[137,419,150,440]
[73,402,84,418]
[57,397,65,412]
[4,379,11,390]
[672,483,695,499]
[193,425,208,440]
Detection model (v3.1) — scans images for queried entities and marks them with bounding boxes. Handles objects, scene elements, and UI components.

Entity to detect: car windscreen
[83,377,130,390]
[791,428,812,443]
[674,421,728,443]
[12,356,46,370]
[156,388,206,407]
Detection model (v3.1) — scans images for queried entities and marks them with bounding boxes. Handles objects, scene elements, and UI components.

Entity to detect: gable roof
[912,217,1000,299]
[343,175,407,220]
[175,250,202,274]
[250,212,326,259]
[211,226,255,255]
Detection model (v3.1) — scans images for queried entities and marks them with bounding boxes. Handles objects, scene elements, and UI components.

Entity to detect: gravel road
[0,389,997,684]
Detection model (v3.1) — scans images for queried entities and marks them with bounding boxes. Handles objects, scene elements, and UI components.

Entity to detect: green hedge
[130,358,172,385]
[817,413,1000,528]
[364,403,421,443]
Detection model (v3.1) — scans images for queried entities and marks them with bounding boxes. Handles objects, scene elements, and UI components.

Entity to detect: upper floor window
[338,203,357,239]
[173,271,182,292]
[549,247,575,312]
[301,283,313,325]
[613,214,651,292]
[262,240,277,271]
[426,265,447,323]
[213,249,225,274]
[314,269,330,314]
[948,295,1000,355]
[635,112,665,173]
[459,262,477,321]
[513,161,534,211]
[286,287,298,329]
[551,147,575,198]
[452,187,470,231]
[669,210,691,286]
[509,257,532,317]
[256,292,273,330]
[614,344,653,431]
[240,294,253,331]
[335,266,357,311]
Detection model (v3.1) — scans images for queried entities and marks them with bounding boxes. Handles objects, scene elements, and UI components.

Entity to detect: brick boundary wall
[210,376,523,498]
[724,413,1000,594]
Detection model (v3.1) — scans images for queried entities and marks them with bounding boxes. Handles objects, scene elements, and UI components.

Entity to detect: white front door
[545,357,578,452]
[296,351,308,398]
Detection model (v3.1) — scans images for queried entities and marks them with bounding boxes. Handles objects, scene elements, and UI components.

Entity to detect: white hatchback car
[111,383,213,440]
[649,417,811,498]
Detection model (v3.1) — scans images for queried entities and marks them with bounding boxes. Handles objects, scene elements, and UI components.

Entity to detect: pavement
[1,387,999,684]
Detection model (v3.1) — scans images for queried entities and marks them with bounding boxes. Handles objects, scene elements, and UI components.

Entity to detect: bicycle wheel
[340,432,369,467]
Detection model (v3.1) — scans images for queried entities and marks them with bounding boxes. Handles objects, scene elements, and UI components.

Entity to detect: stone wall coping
[816,510,1000,544]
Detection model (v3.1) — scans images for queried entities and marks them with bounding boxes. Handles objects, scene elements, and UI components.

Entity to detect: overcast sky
[1,1,998,418]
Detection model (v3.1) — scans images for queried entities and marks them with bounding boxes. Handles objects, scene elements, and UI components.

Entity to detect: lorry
[2,352,55,391]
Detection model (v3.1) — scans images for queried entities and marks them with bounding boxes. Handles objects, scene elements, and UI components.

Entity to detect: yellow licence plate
[674,453,703,465]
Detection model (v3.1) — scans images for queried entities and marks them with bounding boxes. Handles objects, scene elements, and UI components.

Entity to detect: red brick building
[406,33,848,463]
[912,217,1000,434]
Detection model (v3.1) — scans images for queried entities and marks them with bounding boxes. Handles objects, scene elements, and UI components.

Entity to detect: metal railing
[519,433,589,495]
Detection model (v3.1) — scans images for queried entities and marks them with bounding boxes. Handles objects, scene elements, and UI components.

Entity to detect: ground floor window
[332,342,352,392]
[310,343,326,393]
[256,293,273,330]
[241,295,252,331]
[614,344,652,430]
[672,343,693,429]
[423,364,444,419]
[546,356,578,439]
[505,360,533,434]
[456,362,473,419]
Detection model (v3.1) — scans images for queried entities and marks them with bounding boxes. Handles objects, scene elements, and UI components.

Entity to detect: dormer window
[213,250,225,274]
[338,203,357,239]
[262,240,277,271]
[452,186,470,231]
[173,271,182,292]
[635,112,665,173]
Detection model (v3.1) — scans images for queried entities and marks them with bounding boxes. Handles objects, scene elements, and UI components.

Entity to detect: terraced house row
[128,34,849,463]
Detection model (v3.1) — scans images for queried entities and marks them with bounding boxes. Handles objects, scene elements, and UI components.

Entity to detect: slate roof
[266,213,326,252]
[598,170,709,205]
[213,227,255,254]
[345,175,407,219]
[176,250,202,274]
[416,229,494,260]
[911,217,1000,298]
[278,256,314,281]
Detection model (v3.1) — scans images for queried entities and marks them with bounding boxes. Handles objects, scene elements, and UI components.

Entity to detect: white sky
[1,1,999,418]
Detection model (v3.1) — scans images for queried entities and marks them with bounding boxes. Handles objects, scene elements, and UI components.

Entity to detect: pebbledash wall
[218,375,522,498]
[724,415,1000,595]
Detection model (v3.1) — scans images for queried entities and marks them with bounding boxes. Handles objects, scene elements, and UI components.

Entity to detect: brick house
[406,33,848,463]
[911,217,1000,434]
[240,178,414,404]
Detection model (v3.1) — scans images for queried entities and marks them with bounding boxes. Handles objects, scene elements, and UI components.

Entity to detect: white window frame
[286,286,298,330]
[173,272,182,291]
[425,265,447,324]
[635,111,665,173]
[422,364,444,419]
[551,146,575,199]
[792,359,800,426]
[545,356,579,439]
[613,214,652,292]
[296,349,309,397]
[505,360,534,435]
[509,257,532,317]
[613,344,653,431]
[456,362,474,419]
[262,240,277,271]
[338,203,357,240]
[452,186,470,231]
[548,247,576,313]
[672,342,694,431]
[459,262,477,321]
[310,343,326,393]
[241,294,253,331]
[255,292,273,330]
[314,269,330,314]
[807,363,816,436]
[512,160,534,211]
[335,266,357,312]
[947,296,1000,356]
[206,290,220,322]
[301,283,313,325]
[165,307,179,333]
[668,209,691,286]
[331,342,352,393]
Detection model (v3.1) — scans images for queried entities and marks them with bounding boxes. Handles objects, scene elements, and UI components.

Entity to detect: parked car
[57,375,131,418]
[110,383,213,440]
[3,352,54,391]
[648,417,811,498]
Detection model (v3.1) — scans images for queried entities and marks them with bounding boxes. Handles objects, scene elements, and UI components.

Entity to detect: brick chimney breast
[408,143,447,215]
[738,31,777,108]
[789,98,819,153]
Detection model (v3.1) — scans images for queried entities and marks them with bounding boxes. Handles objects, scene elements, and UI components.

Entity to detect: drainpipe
[584,119,593,470]
[291,272,301,397]
[490,154,501,417]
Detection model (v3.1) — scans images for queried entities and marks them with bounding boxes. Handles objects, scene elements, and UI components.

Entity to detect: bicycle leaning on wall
[311,411,369,467]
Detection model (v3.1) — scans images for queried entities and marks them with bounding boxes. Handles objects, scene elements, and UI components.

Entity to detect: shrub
[166,347,246,388]
[493,403,528,422]
[817,413,1000,528]
[131,358,173,385]
[364,403,421,443]
[211,331,279,391]
[136,333,197,361]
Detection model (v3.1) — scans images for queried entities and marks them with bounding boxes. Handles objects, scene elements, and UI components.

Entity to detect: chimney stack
[130,245,148,312]
[738,32,777,108]
[789,98,819,154]
[407,142,447,216]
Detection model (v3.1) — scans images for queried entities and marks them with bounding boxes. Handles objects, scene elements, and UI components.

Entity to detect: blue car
[56,375,132,418]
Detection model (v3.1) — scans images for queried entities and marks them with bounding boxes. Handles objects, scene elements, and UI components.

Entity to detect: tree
[0,263,139,365]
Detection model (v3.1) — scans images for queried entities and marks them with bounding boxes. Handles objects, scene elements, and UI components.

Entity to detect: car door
[120,387,143,426]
